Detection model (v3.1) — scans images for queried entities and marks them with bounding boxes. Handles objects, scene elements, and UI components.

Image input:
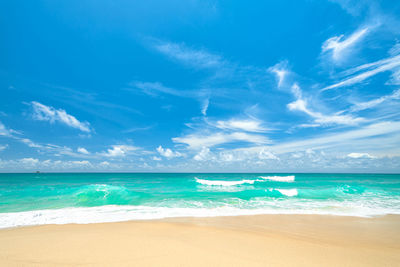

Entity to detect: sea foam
[195,177,256,186]
[276,188,298,197]
[259,175,295,182]
[1,200,399,229]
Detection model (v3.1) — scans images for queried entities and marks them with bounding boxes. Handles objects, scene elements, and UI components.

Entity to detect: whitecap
[276,188,298,197]
[259,175,295,182]
[195,177,256,186]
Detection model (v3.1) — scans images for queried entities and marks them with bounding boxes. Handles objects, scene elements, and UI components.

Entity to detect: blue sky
[1,0,400,172]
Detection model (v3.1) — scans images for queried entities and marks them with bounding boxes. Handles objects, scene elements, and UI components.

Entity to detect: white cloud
[193,147,212,161]
[201,98,209,116]
[152,156,162,161]
[77,147,90,154]
[219,152,235,162]
[16,140,83,158]
[347,152,375,159]
[0,122,9,136]
[351,89,400,111]
[0,121,17,137]
[101,145,139,157]
[1,128,84,157]
[246,121,400,154]
[258,149,278,160]
[192,146,278,163]
[268,61,289,87]
[0,158,128,171]
[388,69,400,85]
[131,81,186,97]
[153,40,225,70]
[287,84,364,126]
[0,125,36,150]
[214,118,268,133]
[156,146,182,159]
[70,160,91,166]
[0,144,8,151]
[18,138,42,148]
[123,125,155,133]
[322,28,369,63]
[322,54,400,91]
[19,158,39,165]
[173,131,269,150]
[31,101,91,132]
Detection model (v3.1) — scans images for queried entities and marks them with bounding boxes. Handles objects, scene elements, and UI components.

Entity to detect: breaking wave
[276,188,298,197]
[259,175,295,182]
[195,178,257,186]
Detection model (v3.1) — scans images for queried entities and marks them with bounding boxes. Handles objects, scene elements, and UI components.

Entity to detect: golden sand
[0,215,399,266]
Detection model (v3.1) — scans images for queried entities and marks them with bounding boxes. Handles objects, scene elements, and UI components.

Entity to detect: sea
[0,173,399,228]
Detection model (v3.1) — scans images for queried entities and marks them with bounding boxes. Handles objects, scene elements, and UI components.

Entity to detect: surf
[195,177,257,186]
[259,175,295,182]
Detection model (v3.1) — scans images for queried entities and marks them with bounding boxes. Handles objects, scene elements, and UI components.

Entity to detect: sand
[0,215,399,266]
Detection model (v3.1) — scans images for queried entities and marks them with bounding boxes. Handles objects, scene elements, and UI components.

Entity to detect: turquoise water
[0,173,399,228]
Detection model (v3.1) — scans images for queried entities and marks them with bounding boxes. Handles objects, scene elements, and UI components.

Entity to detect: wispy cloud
[30,102,91,132]
[0,121,19,137]
[213,118,269,133]
[268,121,400,154]
[268,61,289,87]
[0,121,58,152]
[0,122,47,150]
[0,123,91,158]
[122,124,155,133]
[173,131,269,150]
[350,89,400,112]
[322,27,369,63]
[77,147,90,155]
[287,84,364,126]
[201,98,209,116]
[18,138,42,148]
[322,54,400,91]
[129,80,214,117]
[130,81,187,97]
[0,144,8,152]
[152,40,226,70]
[0,122,11,137]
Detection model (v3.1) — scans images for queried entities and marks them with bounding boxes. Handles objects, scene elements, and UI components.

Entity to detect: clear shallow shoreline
[1,173,399,228]
[2,205,400,229]
[1,214,399,266]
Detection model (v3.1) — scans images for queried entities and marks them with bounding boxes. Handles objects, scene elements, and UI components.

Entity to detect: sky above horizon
[1,0,400,172]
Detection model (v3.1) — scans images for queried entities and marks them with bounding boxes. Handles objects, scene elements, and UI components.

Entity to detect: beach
[1,214,399,266]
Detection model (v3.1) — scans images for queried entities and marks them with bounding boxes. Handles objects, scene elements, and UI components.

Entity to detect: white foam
[259,175,295,182]
[276,188,298,197]
[195,178,256,186]
[1,201,399,229]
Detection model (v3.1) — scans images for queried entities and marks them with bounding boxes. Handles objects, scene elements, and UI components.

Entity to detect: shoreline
[1,214,399,266]
[2,204,398,229]
[0,211,399,230]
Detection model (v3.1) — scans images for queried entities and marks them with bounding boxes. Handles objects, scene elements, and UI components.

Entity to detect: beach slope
[0,215,399,266]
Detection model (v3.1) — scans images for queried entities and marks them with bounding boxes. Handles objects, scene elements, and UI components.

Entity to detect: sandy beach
[0,214,399,266]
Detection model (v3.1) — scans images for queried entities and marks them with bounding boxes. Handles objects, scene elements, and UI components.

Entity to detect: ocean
[0,173,399,228]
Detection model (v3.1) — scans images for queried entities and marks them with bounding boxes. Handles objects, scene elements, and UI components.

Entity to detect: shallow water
[0,173,399,228]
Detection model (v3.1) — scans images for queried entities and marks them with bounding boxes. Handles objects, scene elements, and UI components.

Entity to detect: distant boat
[36,171,40,173]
